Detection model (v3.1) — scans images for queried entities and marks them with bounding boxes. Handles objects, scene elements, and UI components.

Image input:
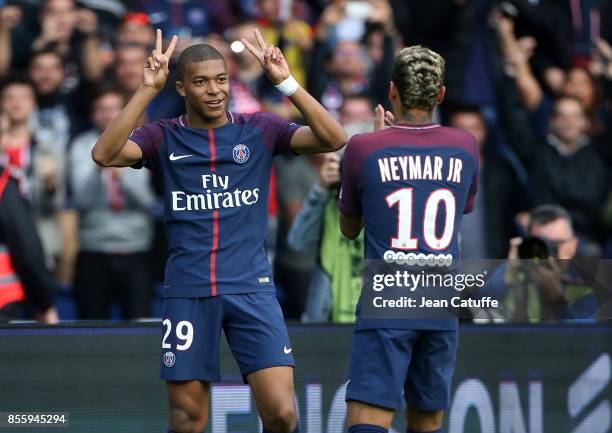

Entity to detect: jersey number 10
[386,187,456,251]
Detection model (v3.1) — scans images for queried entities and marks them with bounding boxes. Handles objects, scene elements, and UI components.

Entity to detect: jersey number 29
[162,319,194,351]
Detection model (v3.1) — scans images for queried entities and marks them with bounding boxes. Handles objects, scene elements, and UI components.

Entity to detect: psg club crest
[163,351,176,368]
[233,144,250,164]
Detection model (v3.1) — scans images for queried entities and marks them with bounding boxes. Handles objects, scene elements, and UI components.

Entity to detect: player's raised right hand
[143,29,178,91]
[374,104,395,131]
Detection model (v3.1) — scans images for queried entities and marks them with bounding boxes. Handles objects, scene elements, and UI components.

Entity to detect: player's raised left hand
[241,29,290,85]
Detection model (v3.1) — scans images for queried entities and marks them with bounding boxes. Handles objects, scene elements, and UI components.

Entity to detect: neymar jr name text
[377,155,465,184]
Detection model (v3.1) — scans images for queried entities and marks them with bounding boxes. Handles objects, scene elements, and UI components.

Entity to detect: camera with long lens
[518,236,558,259]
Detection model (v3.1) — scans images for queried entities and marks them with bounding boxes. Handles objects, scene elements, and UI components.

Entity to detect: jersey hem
[162,285,276,298]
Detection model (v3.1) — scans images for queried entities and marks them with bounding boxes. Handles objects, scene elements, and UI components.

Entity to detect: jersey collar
[391,122,440,130]
[179,111,235,128]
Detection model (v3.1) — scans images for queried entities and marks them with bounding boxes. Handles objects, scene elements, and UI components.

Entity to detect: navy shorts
[160,292,294,383]
[346,328,458,411]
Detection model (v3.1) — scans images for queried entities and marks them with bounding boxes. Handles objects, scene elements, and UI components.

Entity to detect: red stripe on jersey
[210,210,219,296]
[208,128,216,172]
[209,128,218,295]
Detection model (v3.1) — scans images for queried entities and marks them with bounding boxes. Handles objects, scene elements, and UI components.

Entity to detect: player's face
[178,60,230,121]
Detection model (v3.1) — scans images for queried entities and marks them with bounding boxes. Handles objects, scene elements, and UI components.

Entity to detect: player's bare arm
[339,213,363,240]
[242,29,347,154]
[91,29,178,167]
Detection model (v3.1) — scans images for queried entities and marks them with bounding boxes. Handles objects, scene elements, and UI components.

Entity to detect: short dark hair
[176,44,225,81]
[528,204,573,233]
[0,75,35,98]
[448,103,482,117]
[447,103,486,127]
[91,84,125,105]
[340,93,373,110]
[552,95,585,116]
[29,48,64,67]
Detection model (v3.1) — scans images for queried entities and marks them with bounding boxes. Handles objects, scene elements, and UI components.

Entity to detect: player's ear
[389,81,397,102]
[437,85,446,105]
[176,80,186,97]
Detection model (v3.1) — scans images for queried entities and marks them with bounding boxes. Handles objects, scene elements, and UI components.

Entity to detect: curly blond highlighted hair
[392,46,445,111]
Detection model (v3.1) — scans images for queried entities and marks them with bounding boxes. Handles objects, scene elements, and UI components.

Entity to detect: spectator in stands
[29,49,80,141]
[26,52,79,271]
[69,87,155,319]
[257,0,313,88]
[31,0,103,85]
[389,0,463,59]
[0,3,37,74]
[307,0,395,118]
[451,105,528,259]
[493,10,611,248]
[0,76,62,268]
[499,92,608,246]
[0,5,23,78]
[493,11,605,136]
[439,0,500,107]
[0,78,37,189]
[288,95,373,323]
[113,43,149,97]
[275,152,322,319]
[140,0,231,43]
[491,205,607,322]
[116,12,155,49]
[227,21,292,118]
[0,103,59,323]
[79,0,127,46]
[341,93,377,137]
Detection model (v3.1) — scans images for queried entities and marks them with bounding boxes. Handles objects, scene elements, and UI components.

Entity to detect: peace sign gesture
[241,28,291,85]
[143,29,178,91]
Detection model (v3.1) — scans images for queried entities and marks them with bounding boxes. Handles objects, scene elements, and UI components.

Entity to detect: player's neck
[184,110,229,129]
[396,108,434,126]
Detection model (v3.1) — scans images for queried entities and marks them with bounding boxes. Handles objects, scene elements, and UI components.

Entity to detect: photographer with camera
[497,205,601,322]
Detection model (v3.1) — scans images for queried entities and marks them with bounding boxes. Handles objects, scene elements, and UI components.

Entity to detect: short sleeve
[337,138,363,217]
[253,112,302,155]
[128,121,165,170]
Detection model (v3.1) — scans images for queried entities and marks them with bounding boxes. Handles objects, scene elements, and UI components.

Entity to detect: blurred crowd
[0,0,610,323]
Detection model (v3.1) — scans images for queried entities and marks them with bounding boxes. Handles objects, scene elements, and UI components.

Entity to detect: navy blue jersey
[338,123,479,261]
[338,123,479,330]
[129,111,300,297]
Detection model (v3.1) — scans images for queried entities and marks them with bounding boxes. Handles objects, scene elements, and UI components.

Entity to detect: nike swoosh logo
[169,152,194,161]
[284,346,292,354]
